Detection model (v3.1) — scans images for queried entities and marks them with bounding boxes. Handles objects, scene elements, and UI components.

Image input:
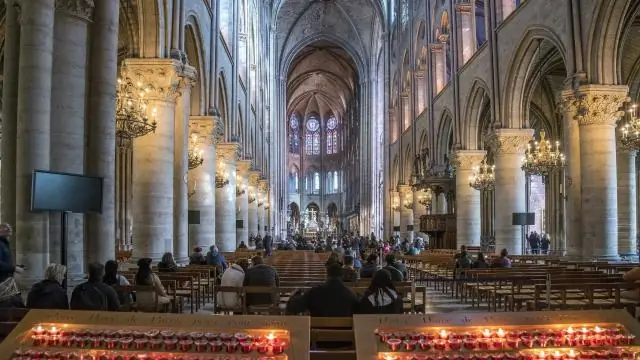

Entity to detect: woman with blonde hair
[27,263,69,309]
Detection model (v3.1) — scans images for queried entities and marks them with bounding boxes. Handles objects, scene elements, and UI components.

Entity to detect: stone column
[187,116,216,250]
[49,0,94,279]
[398,184,414,241]
[617,148,637,259]
[173,66,196,263]
[215,142,238,252]
[235,160,251,246]
[258,179,269,237]
[391,191,400,236]
[489,128,533,255]
[436,192,448,214]
[128,59,182,260]
[453,150,486,248]
[248,171,260,238]
[568,85,628,259]
[86,0,119,266]
[16,0,55,283]
[1,0,20,260]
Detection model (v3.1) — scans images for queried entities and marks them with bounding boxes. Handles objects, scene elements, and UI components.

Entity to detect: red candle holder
[104,337,118,349]
[131,331,145,339]
[404,339,418,351]
[77,337,90,349]
[144,330,159,339]
[256,341,268,354]
[102,330,116,339]
[590,335,604,347]
[117,330,132,338]
[219,333,232,341]
[387,338,402,351]
[240,340,254,353]
[273,341,286,355]
[164,338,178,351]
[225,341,239,353]
[520,336,534,348]
[134,338,148,350]
[160,331,175,339]
[210,340,224,353]
[581,350,595,359]
[204,332,218,341]
[492,338,505,349]
[425,333,436,341]
[535,336,549,348]
[506,337,520,349]
[194,339,208,352]
[97,352,112,360]
[548,337,564,347]
[463,338,477,350]
[478,339,491,350]
[378,331,389,343]
[175,332,190,340]
[448,339,462,351]
[189,332,203,340]
[32,335,45,347]
[179,339,193,352]
[434,339,447,351]
[88,330,103,338]
[119,337,133,350]
[234,333,250,343]
[89,337,102,348]
[148,338,163,350]
[419,338,432,351]
[577,336,590,347]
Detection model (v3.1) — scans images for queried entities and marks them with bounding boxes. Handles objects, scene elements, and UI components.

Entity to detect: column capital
[189,116,216,146]
[248,171,262,186]
[55,0,94,22]
[178,64,197,90]
[452,150,487,170]
[216,142,239,163]
[559,84,629,126]
[120,58,184,103]
[398,184,412,194]
[455,2,473,13]
[487,128,534,155]
[258,179,269,193]
[236,159,252,175]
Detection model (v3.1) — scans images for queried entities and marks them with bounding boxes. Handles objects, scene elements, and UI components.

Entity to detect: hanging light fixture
[417,189,434,208]
[403,192,414,210]
[236,182,246,196]
[521,131,566,177]
[619,102,640,151]
[469,158,495,191]
[188,134,204,170]
[391,198,400,212]
[215,160,230,188]
[115,76,157,147]
[248,192,257,204]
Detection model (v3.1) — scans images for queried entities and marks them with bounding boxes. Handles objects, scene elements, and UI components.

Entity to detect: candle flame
[568,350,576,357]
[50,326,57,333]
[439,330,448,338]
[266,333,275,341]
[554,351,561,357]
[581,327,588,333]
[497,328,505,337]
[36,325,43,332]
[482,329,491,337]
[538,350,546,359]
[594,326,602,333]
[566,327,574,334]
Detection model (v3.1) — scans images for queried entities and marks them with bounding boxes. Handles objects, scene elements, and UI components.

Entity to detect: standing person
[27,264,68,309]
[263,232,273,256]
[540,233,550,255]
[0,223,24,309]
[528,231,540,254]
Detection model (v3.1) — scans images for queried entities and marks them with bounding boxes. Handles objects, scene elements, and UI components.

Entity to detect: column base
[619,253,639,262]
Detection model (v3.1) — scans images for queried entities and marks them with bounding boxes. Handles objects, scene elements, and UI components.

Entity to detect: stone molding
[258,179,269,194]
[55,0,94,21]
[455,3,473,13]
[430,43,443,52]
[120,58,183,103]
[452,150,487,170]
[189,116,216,146]
[487,128,534,155]
[178,64,198,91]
[559,84,629,126]
[248,171,262,187]
[236,160,252,177]
[216,142,239,164]
[397,184,412,194]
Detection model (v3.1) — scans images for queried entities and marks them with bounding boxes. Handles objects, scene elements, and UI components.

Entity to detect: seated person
[206,245,228,271]
[360,253,380,279]
[237,241,248,250]
[473,253,489,269]
[189,247,206,265]
[357,269,403,314]
[243,256,280,307]
[103,260,133,305]
[491,249,512,268]
[342,255,358,282]
[70,262,120,311]
[622,266,640,301]
[135,258,171,311]
[218,259,250,310]
[27,263,68,309]
[157,252,178,272]
[383,254,405,281]
[286,263,358,317]
[325,252,343,268]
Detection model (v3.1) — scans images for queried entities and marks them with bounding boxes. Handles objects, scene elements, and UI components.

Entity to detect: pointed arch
[137,0,164,58]
[184,17,205,115]
[436,109,454,162]
[217,72,230,139]
[403,143,413,182]
[463,78,491,150]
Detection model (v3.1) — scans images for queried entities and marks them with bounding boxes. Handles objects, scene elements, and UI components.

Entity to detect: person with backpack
[70,262,120,311]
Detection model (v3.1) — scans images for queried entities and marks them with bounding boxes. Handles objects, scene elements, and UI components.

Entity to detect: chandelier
[619,102,640,151]
[265,202,270,211]
[115,76,157,146]
[417,189,434,208]
[521,131,566,177]
[469,159,495,191]
[236,184,246,196]
[257,197,264,207]
[391,199,400,212]
[403,193,414,209]
[188,134,204,170]
[248,193,256,204]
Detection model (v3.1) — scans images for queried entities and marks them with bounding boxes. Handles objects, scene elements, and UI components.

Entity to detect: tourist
[27,264,68,310]
[206,245,228,271]
[357,269,403,314]
[158,252,178,272]
[540,233,551,254]
[243,255,280,307]
[491,249,512,268]
[286,263,358,317]
[0,223,23,309]
[218,259,250,311]
[360,253,380,279]
[70,262,120,311]
[472,253,489,269]
[383,254,405,281]
[103,260,133,305]
[134,258,171,312]
[455,247,472,269]
[342,255,358,282]
[263,232,273,256]
[238,241,248,250]
[189,247,206,265]
[325,252,342,267]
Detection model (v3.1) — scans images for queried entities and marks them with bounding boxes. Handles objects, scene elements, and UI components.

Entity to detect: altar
[302,208,319,238]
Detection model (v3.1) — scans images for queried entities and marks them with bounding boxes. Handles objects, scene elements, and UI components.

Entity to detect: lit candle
[49,326,58,336]
[482,329,492,338]
[266,333,275,344]
[567,350,576,359]
[439,330,448,339]
[32,325,44,336]
[593,326,602,335]
[565,327,574,336]
[538,351,546,360]
[497,328,505,338]
[580,327,589,336]
[553,351,562,360]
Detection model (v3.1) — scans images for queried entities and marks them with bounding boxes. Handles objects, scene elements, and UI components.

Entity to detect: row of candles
[13,349,285,360]
[28,326,288,355]
[381,348,638,360]
[378,327,636,352]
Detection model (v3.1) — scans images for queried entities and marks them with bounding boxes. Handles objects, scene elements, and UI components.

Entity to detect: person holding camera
[0,223,24,308]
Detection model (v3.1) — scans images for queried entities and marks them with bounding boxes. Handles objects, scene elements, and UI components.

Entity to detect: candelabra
[521,131,566,177]
[417,189,434,208]
[619,102,640,151]
[187,134,204,170]
[403,193,414,209]
[469,158,495,191]
[115,76,157,147]
[215,171,229,188]
[248,194,257,204]
[391,200,400,212]
[236,184,246,196]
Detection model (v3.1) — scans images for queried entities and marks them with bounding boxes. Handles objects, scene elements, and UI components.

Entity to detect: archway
[288,202,300,234]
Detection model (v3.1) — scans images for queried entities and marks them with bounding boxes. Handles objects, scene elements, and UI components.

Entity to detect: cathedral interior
[0,0,639,283]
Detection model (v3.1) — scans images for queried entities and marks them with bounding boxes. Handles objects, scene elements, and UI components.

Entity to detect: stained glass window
[326,116,339,155]
[305,117,320,155]
[289,114,299,153]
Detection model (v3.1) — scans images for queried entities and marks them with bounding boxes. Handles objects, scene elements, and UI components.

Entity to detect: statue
[421,147,432,175]
[444,153,454,178]
[413,153,422,179]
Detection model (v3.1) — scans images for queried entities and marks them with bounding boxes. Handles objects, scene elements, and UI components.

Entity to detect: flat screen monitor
[31,170,103,214]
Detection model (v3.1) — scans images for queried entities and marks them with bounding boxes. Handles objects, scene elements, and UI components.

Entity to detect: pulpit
[420,214,456,249]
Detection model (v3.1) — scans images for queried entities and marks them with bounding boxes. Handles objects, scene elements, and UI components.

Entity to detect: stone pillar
[248,171,260,238]
[398,184,414,241]
[489,128,533,255]
[49,0,94,279]
[16,0,55,283]
[128,59,182,260]
[617,148,637,259]
[258,179,269,237]
[568,85,628,259]
[436,192,448,214]
[173,66,196,263]
[1,0,20,260]
[86,0,119,266]
[187,116,216,250]
[235,160,251,246]
[391,191,400,236]
[215,142,238,252]
[454,150,486,248]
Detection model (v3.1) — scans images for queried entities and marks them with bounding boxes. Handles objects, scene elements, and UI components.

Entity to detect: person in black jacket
[27,264,68,309]
[383,254,405,281]
[358,269,403,314]
[263,233,273,256]
[70,262,120,311]
[157,252,178,272]
[0,223,23,309]
[243,256,280,306]
[286,263,358,317]
[360,253,379,278]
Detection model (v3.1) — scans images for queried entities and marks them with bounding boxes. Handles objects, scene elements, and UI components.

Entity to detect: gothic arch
[137,0,165,58]
[435,110,454,162]
[403,144,413,181]
[463,78,491,150]
[501,26,567,129]
[185,18,205,115]
[217,72,230,138]
[391,154,399,189]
